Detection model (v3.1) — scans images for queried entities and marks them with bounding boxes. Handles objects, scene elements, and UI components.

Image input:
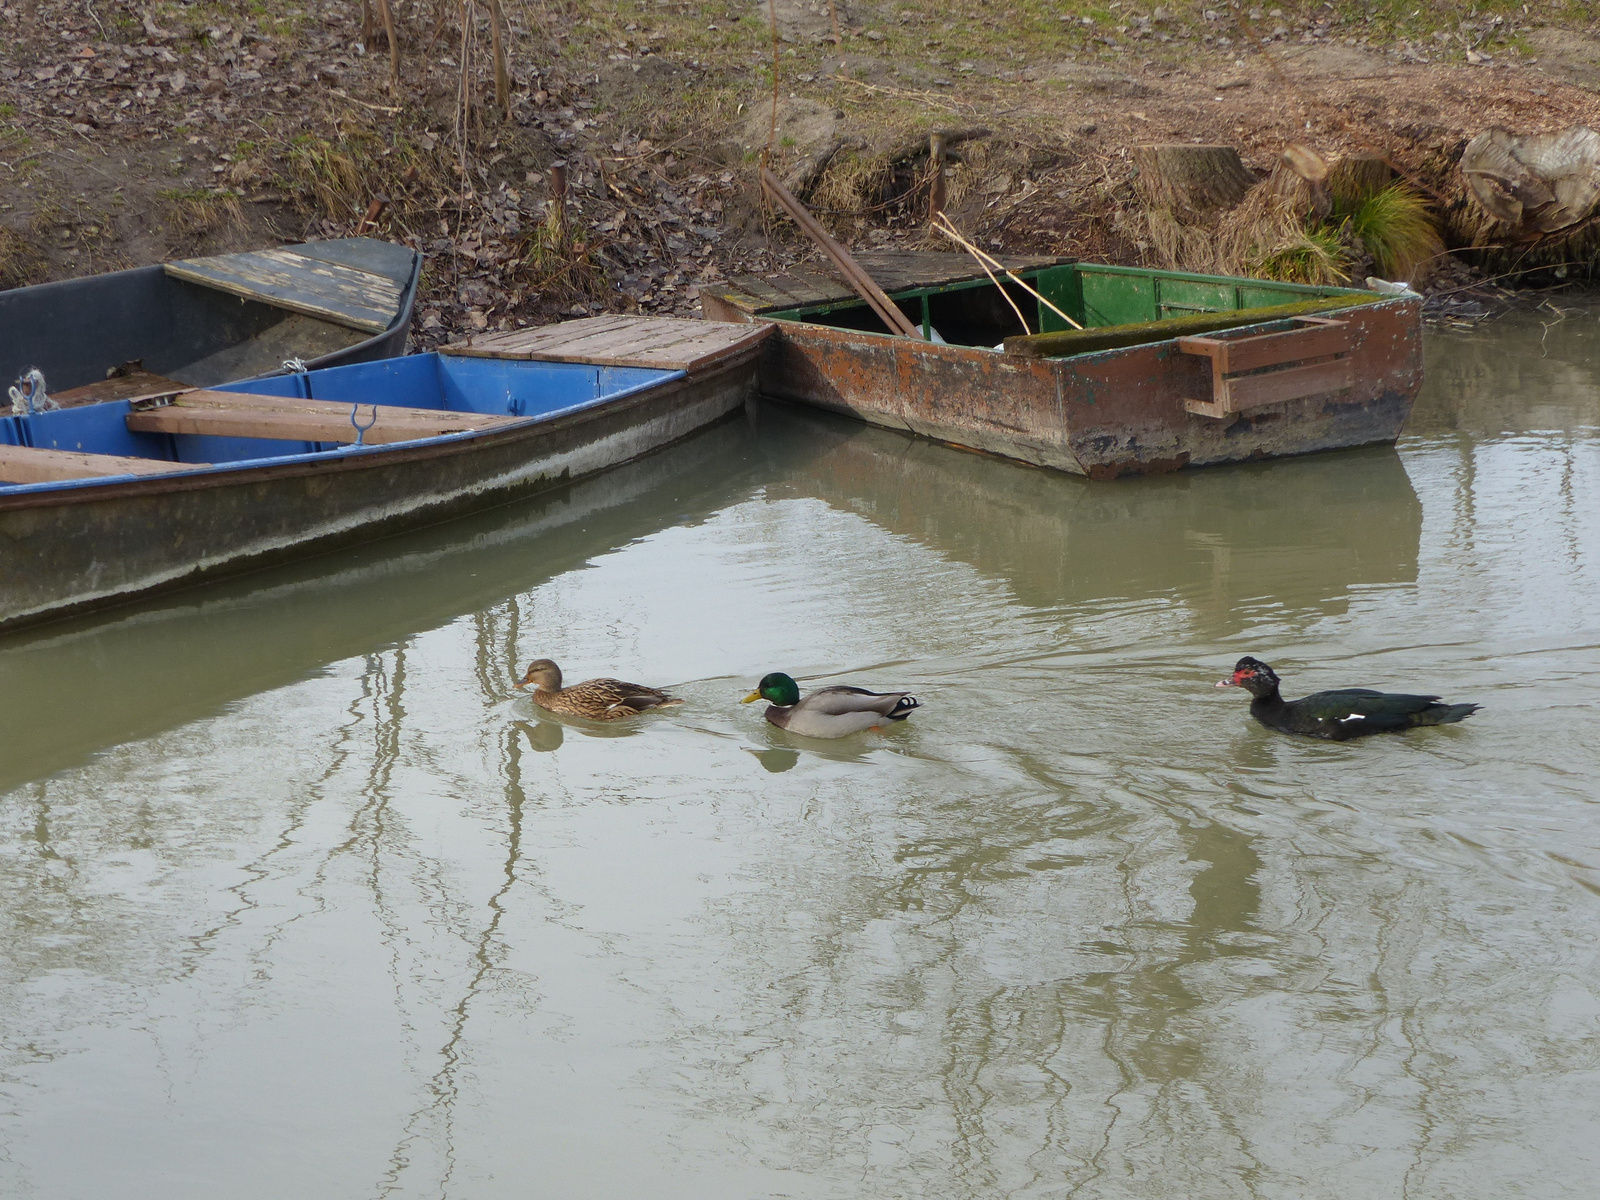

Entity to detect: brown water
[2,302,1598,1199]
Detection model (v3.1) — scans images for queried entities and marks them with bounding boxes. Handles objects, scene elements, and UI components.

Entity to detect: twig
[933,214,1083,329]
[942,224,1027,333]
[485,0,512,118]
[765,0,780,167]
[375,0,400,93]
[329,87,402,114]
[828,75,975,115]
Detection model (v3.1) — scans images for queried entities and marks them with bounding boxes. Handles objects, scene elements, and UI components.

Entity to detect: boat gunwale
[0,353,729,510]
[728,259,1377,331]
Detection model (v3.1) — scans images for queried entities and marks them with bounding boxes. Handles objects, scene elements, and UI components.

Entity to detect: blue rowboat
[0,316,772,630]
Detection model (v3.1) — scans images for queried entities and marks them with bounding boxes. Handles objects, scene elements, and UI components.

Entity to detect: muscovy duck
[742,672,921,738]
[1216,656,1478,740]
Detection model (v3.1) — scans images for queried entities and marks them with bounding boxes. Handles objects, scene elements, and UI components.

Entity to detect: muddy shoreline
[3,1,1598,347]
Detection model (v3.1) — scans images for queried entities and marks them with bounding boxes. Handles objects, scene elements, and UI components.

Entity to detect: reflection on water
[2,300,1600,1199]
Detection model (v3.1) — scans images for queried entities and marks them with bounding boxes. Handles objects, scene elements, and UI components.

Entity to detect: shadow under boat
[0,412,807,793]
[757,400,1422,631]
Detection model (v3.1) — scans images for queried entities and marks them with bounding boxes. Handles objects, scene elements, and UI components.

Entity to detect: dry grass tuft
[1248,226,1352,285]
[517,203,610,308]
[0,226,46,290]
[160,190,245,237]
[810,150,896,229]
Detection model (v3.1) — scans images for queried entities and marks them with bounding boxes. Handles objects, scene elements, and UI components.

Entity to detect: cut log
[1327,153,1395,206]
[1132,144,1256,214]
[1460,126,1600,234]
[1280,143,1328,185]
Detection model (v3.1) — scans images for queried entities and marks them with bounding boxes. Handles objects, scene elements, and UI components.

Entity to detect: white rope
[8,368,57,416]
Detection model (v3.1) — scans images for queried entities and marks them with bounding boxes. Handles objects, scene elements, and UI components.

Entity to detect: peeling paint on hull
[718,297,1422,478]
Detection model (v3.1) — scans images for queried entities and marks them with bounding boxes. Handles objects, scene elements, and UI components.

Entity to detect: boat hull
[0,351,756,631]
[705,292,1423,478]
[1,238,420,397]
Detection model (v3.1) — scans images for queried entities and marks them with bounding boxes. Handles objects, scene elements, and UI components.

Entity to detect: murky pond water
[3,301,1599,1199]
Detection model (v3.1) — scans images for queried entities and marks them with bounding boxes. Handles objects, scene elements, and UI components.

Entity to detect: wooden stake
[928,132,946,224]
[760,167,924,339]
[550,160,567,235]
[356,193,390,234]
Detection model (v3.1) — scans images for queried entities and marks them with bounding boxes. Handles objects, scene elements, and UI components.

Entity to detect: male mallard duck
[1216,656,1479,740]
[514,658,682,721]
[742,671,920,739]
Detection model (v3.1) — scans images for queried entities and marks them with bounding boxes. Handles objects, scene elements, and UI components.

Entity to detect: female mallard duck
[514,658,682,721]
[742,671,920,739]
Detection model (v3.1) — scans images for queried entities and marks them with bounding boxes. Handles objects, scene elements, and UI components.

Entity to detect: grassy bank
[2,0,1598,339]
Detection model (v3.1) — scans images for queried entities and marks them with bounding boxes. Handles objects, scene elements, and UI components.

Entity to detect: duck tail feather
[886,695,921,720]
[1415,702,1479,726]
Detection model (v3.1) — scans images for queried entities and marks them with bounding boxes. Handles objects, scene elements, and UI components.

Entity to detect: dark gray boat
[1,237,420,408]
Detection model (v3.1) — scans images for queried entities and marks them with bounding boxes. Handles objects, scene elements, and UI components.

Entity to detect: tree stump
[1132,144,1256,215]
[1327,153,1394,206]
[1460,126,1600,234]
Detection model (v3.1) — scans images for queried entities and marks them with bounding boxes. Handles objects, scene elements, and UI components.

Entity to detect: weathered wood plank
[164,248,406,333]
[168,390,510,429]
[128,392,521,444]
[705,251,1069,315]
[51,368,187,409]
[1223,357,1354,410]
[1210,319,1350,375]
[444,316,773,372]
[286,237,418,283]
[0,444,209,483]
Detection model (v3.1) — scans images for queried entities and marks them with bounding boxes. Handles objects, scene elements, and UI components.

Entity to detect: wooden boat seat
[445,314,775,373]
[51,367,188,409]
[125,389,522,445]
[0,444,210,485]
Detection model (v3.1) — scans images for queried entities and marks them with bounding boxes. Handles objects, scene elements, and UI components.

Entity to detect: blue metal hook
[349,403,378,447]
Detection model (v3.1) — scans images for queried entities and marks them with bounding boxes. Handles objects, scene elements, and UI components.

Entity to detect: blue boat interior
[0,354,684,493]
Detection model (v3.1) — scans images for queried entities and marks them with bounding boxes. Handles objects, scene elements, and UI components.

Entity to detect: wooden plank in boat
[50,367,187,409]
[163,248,406,334]
[127,391,521,445]
[0,444,210,484]
[166,389,510,427]
[286,237,418,282]
[444,316,774,373]
[703,251,1070,316]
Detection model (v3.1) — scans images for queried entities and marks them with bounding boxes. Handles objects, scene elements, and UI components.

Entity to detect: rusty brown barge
[701,253,1422,478]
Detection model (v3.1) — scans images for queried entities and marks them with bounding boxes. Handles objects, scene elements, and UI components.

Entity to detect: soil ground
[3,0,1599,348]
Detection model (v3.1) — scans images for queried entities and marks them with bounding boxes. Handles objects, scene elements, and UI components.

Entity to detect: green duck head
[742,671,801,707]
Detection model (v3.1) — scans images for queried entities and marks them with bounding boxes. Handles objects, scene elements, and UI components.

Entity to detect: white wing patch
[1338,713,1366,722]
